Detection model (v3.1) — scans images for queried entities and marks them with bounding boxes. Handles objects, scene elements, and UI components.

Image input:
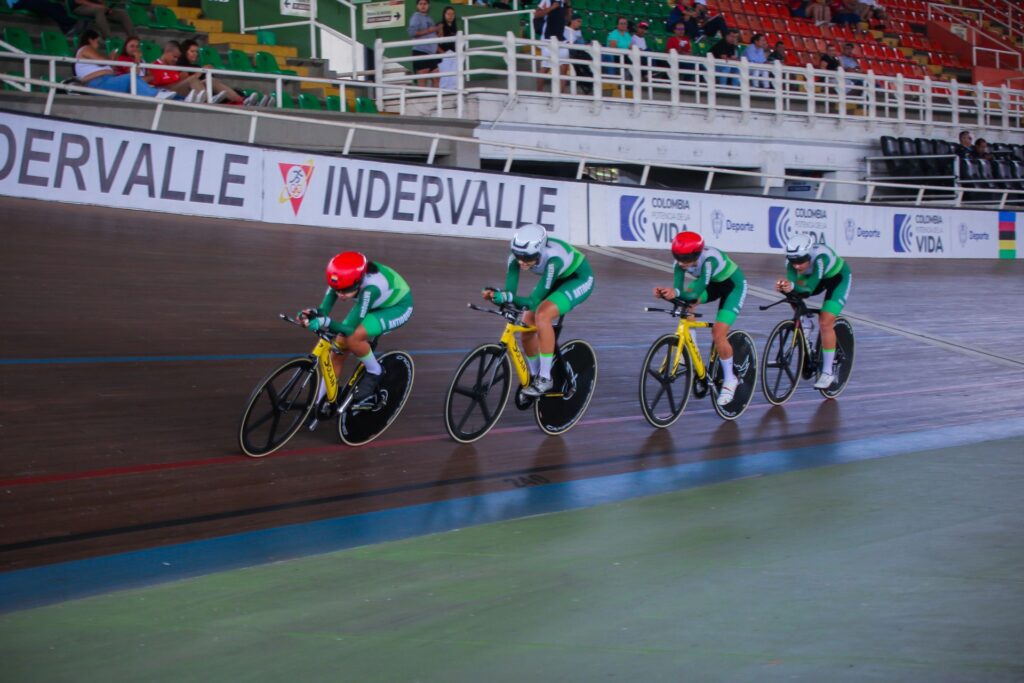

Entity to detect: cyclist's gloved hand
[308,315,332,332]
[491,290,513,305]
[297,308,318,323]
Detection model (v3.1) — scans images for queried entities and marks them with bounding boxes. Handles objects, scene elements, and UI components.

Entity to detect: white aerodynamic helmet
[510,224,548,261]
[785,233,815,262]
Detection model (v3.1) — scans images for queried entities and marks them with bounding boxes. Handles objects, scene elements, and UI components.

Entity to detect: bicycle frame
[670,316,713,381]
[499,320,538,387]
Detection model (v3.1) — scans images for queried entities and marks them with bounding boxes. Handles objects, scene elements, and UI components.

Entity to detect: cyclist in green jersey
[483,224,595,397]
[299,251,413,400]
[775,233,852,389]
[653,231,748,406]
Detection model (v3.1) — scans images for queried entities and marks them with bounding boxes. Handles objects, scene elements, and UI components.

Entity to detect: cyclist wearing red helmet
[653,231,748,406]
[299,251,413,399]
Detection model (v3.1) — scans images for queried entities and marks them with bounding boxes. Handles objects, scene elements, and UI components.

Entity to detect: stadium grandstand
[2,0,1024,680]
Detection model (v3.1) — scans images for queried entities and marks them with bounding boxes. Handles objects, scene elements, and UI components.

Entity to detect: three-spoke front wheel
[639,334,692,428]
[760,320,805,405]
[444,343,512,443]
[238,357,319,457]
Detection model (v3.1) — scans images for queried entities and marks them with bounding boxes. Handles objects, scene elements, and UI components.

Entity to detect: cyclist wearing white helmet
[483,224,595,397]
[775,233,852,389]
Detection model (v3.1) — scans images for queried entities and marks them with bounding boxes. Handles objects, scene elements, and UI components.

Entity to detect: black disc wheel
[339,351,415,446]
[819,317,855,399]
[444,344,512,443]
[760,319,805,405]
[535,339,598,436]
[711,330,758,421]
[238,357,319,457]
[639,334,692,428]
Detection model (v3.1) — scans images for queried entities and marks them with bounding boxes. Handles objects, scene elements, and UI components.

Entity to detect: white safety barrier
[0,110,1017,259]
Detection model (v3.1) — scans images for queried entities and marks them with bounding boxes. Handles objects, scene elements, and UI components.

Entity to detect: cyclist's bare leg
[330,335,348,381]
[521,310,537,357]
[712,322,733,361]
[818,311,837,350]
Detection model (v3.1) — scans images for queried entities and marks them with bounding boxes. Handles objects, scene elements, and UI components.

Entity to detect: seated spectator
[68,0,134,39]
[73,30,173,98]
[666,22,691,56]
[687,3,728,41]
[564,14,593,94]
[953,130,974,158]
[710,28,740,87]
[819,43,840,71]
[807,0,831,25]
[973,138,994,161]
[111,35,148,79]
[858,0,887,26]
[746,32,771,89]
[833,0,862,26]
[437,5,459,90]
[149,40,205,101]
[838,41,863,95]
[768,40,787,63]
[6,0,77,34]
[177,39,253,105]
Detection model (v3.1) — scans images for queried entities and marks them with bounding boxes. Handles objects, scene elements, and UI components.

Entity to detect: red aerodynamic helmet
[671,231,704,260]
[326,251,368,291]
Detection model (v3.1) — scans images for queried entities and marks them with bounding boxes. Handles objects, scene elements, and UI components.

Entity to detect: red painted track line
[3,376,1023,488]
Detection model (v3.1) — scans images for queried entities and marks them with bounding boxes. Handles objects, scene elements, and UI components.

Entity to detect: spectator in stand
[807,0,831,25]
[858,0,887,26]
[973,138,994,161]
[746,32,771,89]
[632,21,652,80]
[177,39,252,105]
[819,43,840,70]
[564,14,594,95]
[788,0,808,18]
[833,0,862,26]
[686,3,728,41]
[666,21,691,56]
[838,41,863,94]
[68,0,134,39]
[436,5,459,90]
[768,40,787,63]
[711,28,740,87]
[536,0,569,91]
[111,35,148,79]
[954,130,974,158]
[149,40,205,101]
[73,29,173,98]
[408,0,440,88]
[604,15,632,78]
[6,0,77,34]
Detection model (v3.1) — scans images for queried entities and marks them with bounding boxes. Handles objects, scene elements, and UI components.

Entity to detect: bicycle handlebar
[279,313,339,342]
[645,297,702,318]
[758,292,810,311]
[467,302,527,323]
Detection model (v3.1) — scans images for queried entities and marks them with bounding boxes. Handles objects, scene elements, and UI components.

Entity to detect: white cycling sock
[359,351,382,375]
[720,356,735,383]
[821,348,835,374]
[539,353,553,380]
[526,354,540,376]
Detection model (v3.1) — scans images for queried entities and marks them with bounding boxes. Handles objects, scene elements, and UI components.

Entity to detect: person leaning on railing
[73,29,174,98]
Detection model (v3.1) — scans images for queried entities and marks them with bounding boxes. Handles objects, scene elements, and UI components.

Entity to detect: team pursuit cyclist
[298,251,413,401]
[653,231,748,406]
[775,233,852,389]
[483,224,595,397]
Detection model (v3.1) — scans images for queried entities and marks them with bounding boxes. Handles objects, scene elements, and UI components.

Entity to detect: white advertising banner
[591,184,1003,259]
[263,150,579,242]
[363,0,405,30]
[0,112,261,220]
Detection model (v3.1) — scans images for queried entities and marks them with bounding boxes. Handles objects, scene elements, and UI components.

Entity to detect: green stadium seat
[355,96,378,113]
[152,5,192,31]
[39,31,73,58]
[198,46,225,69]
[325,94,344,111]
[268,91,295,108]
[298,92,321,110]
[255,30,277,46]
[139,40,161,63]
[227,49,255,72]
[3,27,35,54]
[126,4,153,28]
[254,51,298,76]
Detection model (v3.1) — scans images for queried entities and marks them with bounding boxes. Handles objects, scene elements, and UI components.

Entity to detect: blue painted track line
[3,416,1023,614]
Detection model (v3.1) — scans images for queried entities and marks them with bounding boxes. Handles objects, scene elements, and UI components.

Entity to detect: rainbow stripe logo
[999,212,1016,259]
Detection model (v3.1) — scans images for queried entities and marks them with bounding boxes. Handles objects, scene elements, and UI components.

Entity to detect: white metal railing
[928,2,1023,70]
[372,32,1024,134]
[3,71,1024,210]
[958,0,1024,47]
[238,0,361,78]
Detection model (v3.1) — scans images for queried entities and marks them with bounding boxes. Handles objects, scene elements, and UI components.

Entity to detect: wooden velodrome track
[2,196,1023,573]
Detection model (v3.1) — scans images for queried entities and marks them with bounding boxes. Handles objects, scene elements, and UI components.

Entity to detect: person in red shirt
[666,21,690,56]
[148,40,204,100]
[111,36,149,81]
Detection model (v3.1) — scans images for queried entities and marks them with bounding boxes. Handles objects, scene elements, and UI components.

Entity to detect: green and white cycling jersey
[786,243,851,316]
[500,237,589,311]
[673,246,739,302]
[317,262,413,337]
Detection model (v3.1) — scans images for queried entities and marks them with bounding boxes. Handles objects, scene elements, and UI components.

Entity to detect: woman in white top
[74,30,173,98]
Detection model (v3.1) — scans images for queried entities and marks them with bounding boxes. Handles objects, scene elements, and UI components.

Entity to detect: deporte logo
[844,218,881,244]
[958,223,989,245]
[278,160,314,215]
[620,195,647,242]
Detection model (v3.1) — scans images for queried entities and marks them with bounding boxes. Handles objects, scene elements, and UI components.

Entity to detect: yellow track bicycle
[444,302,598,443]
[639,297,758,426]
[238,314,414,456]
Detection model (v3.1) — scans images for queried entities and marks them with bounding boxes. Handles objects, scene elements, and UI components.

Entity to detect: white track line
[585,245,1024,370]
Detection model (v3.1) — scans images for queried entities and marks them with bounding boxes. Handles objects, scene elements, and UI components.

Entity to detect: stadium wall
[0,110,1015,260]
